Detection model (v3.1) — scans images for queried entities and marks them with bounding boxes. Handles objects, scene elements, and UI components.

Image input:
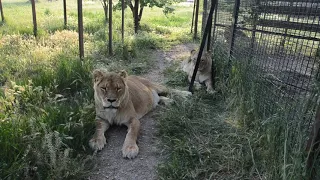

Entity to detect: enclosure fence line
[209,0,320,178]
[0,0,130,59]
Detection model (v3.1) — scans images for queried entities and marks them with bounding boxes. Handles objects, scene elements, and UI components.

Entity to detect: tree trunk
[138,7,143,21]
[0,0,4,22]
[101,0,108,23]
[134,0,139,33]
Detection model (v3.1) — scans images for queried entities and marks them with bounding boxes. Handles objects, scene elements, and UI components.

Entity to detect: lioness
[181,49,214,93]
[89,69,171,159]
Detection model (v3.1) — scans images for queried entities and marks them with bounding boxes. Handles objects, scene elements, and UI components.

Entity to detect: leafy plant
[113,0,184,33]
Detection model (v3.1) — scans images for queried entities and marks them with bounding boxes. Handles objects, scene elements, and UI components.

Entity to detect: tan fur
[181,49,214,93]
[89,69,170,159]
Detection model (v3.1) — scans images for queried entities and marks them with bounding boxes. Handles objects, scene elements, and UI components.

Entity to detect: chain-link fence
[209,0,320,178]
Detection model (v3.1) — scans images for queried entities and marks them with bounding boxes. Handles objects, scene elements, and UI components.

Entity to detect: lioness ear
[119,70,128,79]
[93,69,105,83]
[190,49,196,55]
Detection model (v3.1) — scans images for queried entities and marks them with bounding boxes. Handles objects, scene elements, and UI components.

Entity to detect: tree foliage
[114,0,183,33]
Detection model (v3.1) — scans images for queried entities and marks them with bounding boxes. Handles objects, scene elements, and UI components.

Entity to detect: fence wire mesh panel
[211,0,320,178]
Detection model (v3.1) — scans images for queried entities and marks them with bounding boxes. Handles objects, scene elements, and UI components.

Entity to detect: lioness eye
[117,87,121,92]
[101,87,106,91]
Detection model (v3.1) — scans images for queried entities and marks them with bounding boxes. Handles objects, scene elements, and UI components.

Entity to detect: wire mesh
[211,0,320,177]
[212,0,319,120]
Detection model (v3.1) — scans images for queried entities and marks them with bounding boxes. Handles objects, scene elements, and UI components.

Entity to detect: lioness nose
[107,99,116,103]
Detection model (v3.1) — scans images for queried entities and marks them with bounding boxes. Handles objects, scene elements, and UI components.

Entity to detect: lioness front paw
[159,96,174,106]
[89,136,106,151]
[122,144,139,159]
[194,83,202,90]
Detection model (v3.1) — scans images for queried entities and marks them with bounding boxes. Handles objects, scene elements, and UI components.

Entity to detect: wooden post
[63,0,67,28]
[108,0,113,55]
[31,0,37,37]
[77,0,84,60]
[193,0,200,39]
[121,0,124,44]
[0,0,4,22]
[191,0,196,33]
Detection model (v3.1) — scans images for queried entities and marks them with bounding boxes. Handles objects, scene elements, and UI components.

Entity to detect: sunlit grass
[0,0,198,178]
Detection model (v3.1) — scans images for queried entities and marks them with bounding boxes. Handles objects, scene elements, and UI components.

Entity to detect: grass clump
[0,31,95,179]
[157,93,256,179]
[0,72,96,179]
[163,63,189,88]
[157,62,256,179]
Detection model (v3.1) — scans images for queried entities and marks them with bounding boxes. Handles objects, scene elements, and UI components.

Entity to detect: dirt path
[88,43,197,180]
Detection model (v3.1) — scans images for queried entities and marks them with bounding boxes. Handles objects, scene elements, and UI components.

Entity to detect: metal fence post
[0,0,4,22]
[31,0,37,37]
[108,0,113,55]
[211,0,218,47]
[63,0,67,29]
[228,0,240,59]
[202,0,208,38]
[77,0,84,60]
[121,0,124,44]
[194,0,200,39]
[191,0,196,33]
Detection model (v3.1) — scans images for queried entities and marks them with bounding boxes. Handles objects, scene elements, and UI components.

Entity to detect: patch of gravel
[88,43,198,180]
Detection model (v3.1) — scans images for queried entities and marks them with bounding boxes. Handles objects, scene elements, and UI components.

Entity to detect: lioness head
[190,49,212,71]
[93,69,128,110]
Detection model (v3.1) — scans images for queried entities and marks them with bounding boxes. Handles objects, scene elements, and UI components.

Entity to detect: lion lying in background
[89,69,177,159]
[181,49,214,93]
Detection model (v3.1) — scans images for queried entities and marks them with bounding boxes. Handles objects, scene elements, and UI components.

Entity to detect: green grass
[0,32,96,179]
[0,0,199,179]
[157,93,256,179]
[158,63,256,179]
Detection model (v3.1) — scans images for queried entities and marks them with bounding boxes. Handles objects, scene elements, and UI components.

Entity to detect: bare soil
[88,43,197,180]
